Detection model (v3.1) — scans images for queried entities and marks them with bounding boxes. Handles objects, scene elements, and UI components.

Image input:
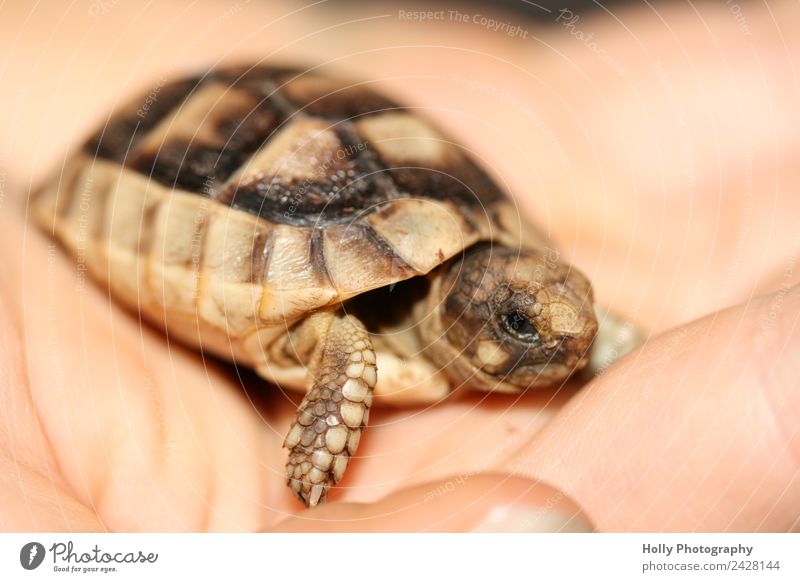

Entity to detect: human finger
[502,283,800,531]
[268,474,591,532]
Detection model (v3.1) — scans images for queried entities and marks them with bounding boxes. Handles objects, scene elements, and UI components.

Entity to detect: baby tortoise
[32,64,632,508]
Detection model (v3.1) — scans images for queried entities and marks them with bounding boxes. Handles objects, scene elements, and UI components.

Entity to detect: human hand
[1,0,798,532]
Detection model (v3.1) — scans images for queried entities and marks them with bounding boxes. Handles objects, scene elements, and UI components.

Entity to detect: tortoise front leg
[283,312,376,507]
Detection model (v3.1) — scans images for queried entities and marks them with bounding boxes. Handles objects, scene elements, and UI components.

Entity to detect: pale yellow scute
[224,117,341,188]
[366,199,478,274]
[30,155,84,233]
[198,206,271,337]
[281,75,348,105]
[55,159,119,281]
[355,112,451,165]
[323,223,415,296]
[148,192,211,314]
[259,225,337,323]
[104,168,167,308]
[136,82,255,151]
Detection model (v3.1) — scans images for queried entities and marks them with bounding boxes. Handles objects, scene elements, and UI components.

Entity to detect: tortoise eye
[500,311,540,343]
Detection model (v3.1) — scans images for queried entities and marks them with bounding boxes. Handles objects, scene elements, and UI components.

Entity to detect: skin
[1,1,799,531]
[423,244,598,391]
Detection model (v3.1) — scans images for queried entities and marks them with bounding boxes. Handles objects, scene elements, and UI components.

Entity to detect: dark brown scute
[211,64,301,91]
[211,65,301,119]
[335,122,402,200]
[278,72,403,119]
[354,123,506,209]
[129,139,241,194]
[222,168,383,227]
[219,124,389,227]
[385,164,503,207]
[86,77,203,162]
[214,64,403,117]
[129,95,285,195]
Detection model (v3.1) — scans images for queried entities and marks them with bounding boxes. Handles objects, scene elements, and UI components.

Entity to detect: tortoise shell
[32,64,540,369]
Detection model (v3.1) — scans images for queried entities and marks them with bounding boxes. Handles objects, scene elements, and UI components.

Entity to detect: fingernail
[472,504,594,532]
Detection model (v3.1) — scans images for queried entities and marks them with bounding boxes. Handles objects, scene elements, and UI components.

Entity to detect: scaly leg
[283,311,376,507]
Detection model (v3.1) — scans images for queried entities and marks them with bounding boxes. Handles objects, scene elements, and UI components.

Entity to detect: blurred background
[1,0,798,333]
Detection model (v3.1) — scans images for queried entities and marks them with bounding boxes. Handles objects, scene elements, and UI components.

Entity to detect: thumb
[267,474,592,532]
[504,282,800,531]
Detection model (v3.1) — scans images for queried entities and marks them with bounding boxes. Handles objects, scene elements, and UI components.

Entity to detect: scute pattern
[86,64,503,224]
[34,63,521,343]
[354,112,505,208]
[86,77,203,162]
[278,72,402,118]
[217,118,385,226]
[128,82,286,194]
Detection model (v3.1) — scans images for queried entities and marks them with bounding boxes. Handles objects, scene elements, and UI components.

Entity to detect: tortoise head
[429,244,598,392]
